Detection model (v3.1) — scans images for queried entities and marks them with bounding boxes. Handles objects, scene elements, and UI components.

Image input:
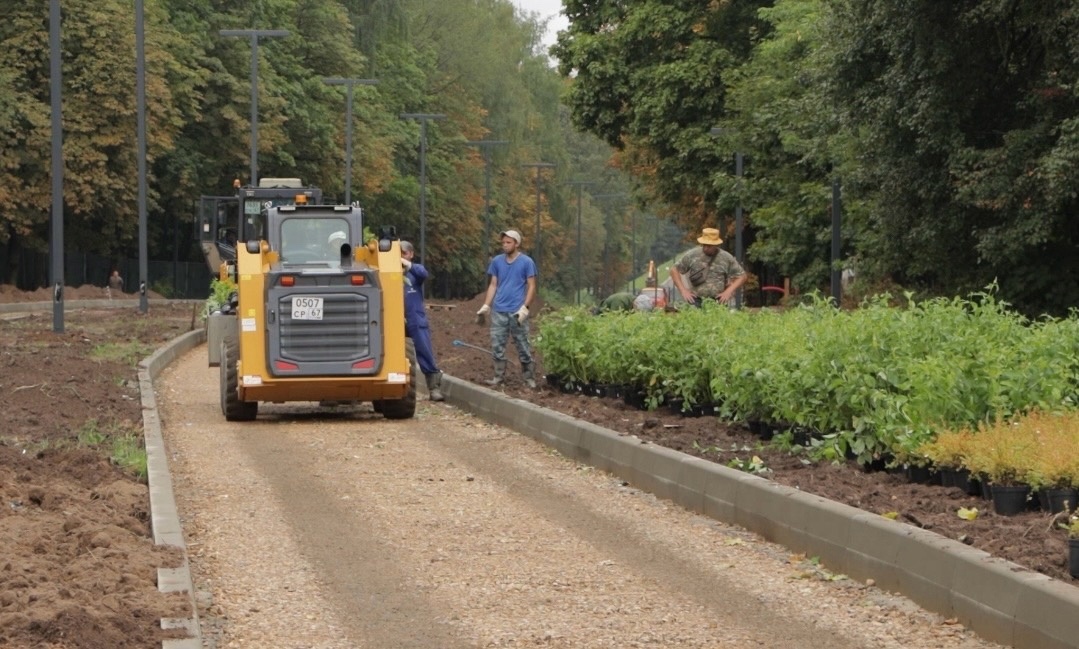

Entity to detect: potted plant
[918,428,978,494]
[1062,516,1079,579]
[964,417,1038,516]
[1026,411,1079,513]
[204,277,237,367]
[891,428,937,484]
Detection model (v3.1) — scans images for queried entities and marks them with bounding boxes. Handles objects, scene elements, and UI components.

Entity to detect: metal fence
[2,248,214,300]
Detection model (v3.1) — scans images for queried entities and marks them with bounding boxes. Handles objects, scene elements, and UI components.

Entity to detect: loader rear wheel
[378,339,417,420]
[220,339,258,421]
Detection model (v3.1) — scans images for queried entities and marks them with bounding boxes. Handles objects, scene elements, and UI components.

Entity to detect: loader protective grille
[266,284,385,377]
[278,293,371,361]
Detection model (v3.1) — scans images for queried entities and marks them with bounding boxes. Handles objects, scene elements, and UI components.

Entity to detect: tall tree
[0,0,189,264]
[824,0,1079,314]
[554,0,773,232]
[719,0,857,292]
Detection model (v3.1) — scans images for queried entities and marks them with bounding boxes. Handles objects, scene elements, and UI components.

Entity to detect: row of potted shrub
[536,288,1079,469]
[918,410,1079,515]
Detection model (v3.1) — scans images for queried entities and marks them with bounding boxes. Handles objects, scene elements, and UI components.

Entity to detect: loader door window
[242,199,266,242]
[279,218,350,265]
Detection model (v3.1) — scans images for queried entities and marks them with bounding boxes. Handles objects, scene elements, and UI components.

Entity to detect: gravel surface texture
[158,346,1002,649]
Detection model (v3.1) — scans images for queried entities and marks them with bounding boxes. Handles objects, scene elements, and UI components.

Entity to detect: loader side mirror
[377,225,397,253]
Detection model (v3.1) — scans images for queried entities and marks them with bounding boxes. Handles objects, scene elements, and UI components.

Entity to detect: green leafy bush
[537,286,1079,468]
[202,277,237,320]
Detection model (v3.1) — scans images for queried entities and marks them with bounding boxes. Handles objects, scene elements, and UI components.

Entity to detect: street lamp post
[521,163,555,271]
[49,0,64,332]
[711,127,745,308]
[136,0,148,314]
[831,180,843,305]
[465,140,508,254]
[591,193,628,294]
[565,181,594,305]
[400,113,446,266]
[324,78,378,205]
[219,29,289,186]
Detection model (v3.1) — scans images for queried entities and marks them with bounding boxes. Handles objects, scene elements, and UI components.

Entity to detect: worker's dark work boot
[425,372,445,401]
[522,362,537,389]
[486,360,507,386]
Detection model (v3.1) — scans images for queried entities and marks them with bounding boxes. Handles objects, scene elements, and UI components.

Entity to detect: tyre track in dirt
[157,345,999,648]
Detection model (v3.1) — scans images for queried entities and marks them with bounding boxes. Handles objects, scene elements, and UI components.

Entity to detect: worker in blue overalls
[400,241,444,401]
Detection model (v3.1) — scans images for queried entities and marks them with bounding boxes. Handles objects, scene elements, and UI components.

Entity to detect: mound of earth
[0,296,199,649]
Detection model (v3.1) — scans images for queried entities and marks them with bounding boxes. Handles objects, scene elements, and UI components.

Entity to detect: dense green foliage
[537,290,1079,467]
[0,0,644,300]
[5,0,1076,313]
[556,0,1079,316]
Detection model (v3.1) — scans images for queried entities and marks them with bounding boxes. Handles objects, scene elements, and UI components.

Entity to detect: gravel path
[158,346,1002,648]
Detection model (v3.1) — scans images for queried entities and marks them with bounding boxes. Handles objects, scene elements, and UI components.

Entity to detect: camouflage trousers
[490,311,533,365]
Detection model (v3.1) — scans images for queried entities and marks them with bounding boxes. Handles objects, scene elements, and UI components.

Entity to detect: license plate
[291,296,324,320]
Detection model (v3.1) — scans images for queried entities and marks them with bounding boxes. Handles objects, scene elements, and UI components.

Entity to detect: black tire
[379,339,417,420]
[220,338,258,421]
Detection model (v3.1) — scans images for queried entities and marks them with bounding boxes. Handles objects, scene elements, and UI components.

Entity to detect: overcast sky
[510,0,569,51]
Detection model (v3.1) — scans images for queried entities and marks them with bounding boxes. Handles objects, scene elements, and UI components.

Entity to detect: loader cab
[239,178,322,245]
[276,212,355,266]
[263,204,365,267]
[197,178,322,273]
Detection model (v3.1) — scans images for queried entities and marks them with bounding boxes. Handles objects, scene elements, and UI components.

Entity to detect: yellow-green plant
[1026,411,1079,489]
[1059,515,1079,538]
[964,416,1041,485]
[202,277,237,320]
[917,427,976,471]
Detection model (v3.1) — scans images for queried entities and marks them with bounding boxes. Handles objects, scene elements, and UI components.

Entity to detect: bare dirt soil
[0,285,1073,649]
[0,287,195,649]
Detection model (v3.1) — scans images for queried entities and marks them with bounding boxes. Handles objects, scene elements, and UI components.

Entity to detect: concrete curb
[441,374,1079,649]
[140,329,206,649]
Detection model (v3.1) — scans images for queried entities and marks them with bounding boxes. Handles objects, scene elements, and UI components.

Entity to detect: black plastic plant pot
[689,403,721,418]
[584,383,606,398]
[950,468,975,495]
[790,426,812,447]
[1047,487,1079,514]
[991,484,1031,516]
[860,457,889,474]
[604,384,626,399]
[1069,538,1079,579]
[622,388,647,410]
[906,464,933,484]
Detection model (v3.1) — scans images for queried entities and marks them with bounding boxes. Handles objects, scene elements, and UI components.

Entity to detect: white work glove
[475,303,490,325]
[401,259,412,270]
[476,304,490,316]
[514,305,529,323]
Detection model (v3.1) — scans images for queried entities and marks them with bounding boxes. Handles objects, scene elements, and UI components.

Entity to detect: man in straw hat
[669,227,746,307]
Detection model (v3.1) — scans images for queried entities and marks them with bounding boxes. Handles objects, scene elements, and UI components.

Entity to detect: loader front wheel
[220,339,258,421]
[378,339,417,420]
